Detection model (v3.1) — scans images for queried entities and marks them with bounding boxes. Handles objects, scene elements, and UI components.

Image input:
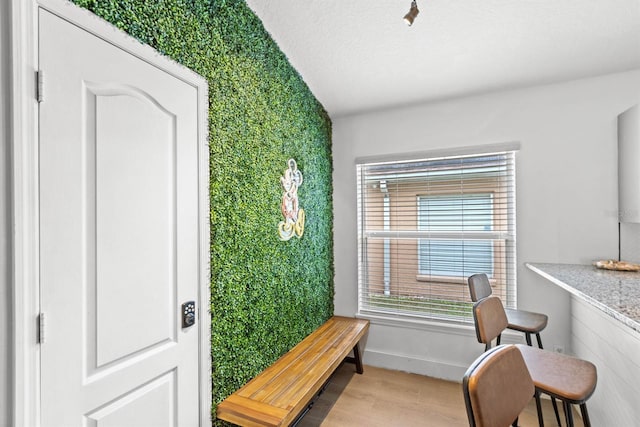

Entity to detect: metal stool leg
[564,401,574,427]
[525,333,532,346]
[536,333,543,349]
[580,403,591,427]
[534,391,545,427]
[551,396,562,426]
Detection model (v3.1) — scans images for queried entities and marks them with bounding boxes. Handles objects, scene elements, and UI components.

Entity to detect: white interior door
[39,6,204,426]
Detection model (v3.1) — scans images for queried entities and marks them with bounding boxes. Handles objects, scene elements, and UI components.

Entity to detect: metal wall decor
[278,159,305,240]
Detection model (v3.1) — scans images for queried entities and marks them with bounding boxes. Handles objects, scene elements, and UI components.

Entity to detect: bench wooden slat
[240,318,360,396]
[267,326,360,407]
[243,320,346,396]
[215,395,289,427]
[216,316,369,427]
[250,320,356,404]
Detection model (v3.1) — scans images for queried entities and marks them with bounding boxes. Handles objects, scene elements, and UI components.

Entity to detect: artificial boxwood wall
[72,0,334,419]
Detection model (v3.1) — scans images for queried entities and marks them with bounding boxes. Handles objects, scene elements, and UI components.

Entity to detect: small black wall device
[182,301,196,328]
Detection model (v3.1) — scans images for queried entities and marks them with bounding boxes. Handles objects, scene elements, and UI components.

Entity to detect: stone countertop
[526,263,640,334]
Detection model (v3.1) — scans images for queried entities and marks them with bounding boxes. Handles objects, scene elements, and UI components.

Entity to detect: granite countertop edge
[526,262,640,335]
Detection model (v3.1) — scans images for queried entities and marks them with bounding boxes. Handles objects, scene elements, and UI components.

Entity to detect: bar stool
[472,296,598,427]
[469,273,560,425]
[463,345,535,427]
[468,273,548,348]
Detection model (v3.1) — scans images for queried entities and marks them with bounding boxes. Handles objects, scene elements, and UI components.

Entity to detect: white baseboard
[362,332,524,382]
[362,348,468,382]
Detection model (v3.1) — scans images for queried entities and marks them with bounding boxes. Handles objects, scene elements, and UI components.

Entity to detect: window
[418,194,494,278]
[356,149,516,323]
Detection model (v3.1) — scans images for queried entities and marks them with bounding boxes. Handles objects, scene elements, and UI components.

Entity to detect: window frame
[356,146,517,324]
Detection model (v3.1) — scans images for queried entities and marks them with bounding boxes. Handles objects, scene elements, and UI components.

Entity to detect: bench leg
[344,343,364,374]
[354,343,364,374]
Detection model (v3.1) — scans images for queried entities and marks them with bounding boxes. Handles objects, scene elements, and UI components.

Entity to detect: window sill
[357,311,475,336]
[356,311,523,342]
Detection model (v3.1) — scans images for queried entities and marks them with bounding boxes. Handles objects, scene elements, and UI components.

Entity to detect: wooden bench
[216,316,370,427]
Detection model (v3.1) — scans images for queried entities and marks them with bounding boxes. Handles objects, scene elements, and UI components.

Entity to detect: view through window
[356,150,516,323]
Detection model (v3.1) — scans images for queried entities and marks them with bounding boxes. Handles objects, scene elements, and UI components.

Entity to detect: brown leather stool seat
[504,308,548,346]
[468,273,548,348]
[517,344,597,427]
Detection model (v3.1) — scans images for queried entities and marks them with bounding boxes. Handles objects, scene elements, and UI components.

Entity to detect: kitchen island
[526,262,640,426]
[526,263,640,333]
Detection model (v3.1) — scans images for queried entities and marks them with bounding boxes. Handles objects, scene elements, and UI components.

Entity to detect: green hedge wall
[72,0,334,420]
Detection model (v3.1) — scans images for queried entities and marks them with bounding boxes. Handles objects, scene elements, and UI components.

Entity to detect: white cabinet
[571,297,640,426]
[619,104,640,223]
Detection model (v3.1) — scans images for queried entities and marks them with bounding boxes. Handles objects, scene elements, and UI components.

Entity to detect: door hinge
[38,312,46,344]
[36,70,44,103]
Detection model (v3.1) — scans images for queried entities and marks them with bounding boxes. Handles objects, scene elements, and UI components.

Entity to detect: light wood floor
[298,363,583,427]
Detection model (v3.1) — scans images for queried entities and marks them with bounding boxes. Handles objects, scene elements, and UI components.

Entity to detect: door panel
[85,370,176,427]
[92,86,176,369]
[39,7,200,426]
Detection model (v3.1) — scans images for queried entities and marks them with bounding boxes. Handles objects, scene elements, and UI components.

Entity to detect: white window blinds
[356,150,516,323]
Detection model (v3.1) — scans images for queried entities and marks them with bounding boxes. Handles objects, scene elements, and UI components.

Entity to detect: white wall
[621,222,640,262]
[1,0,12,425]
[333,69,640,381]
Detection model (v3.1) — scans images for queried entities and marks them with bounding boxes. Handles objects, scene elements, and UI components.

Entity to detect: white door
[39,7,203,426]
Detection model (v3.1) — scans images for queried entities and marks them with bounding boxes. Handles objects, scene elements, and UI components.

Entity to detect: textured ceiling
[245,0,640,118]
